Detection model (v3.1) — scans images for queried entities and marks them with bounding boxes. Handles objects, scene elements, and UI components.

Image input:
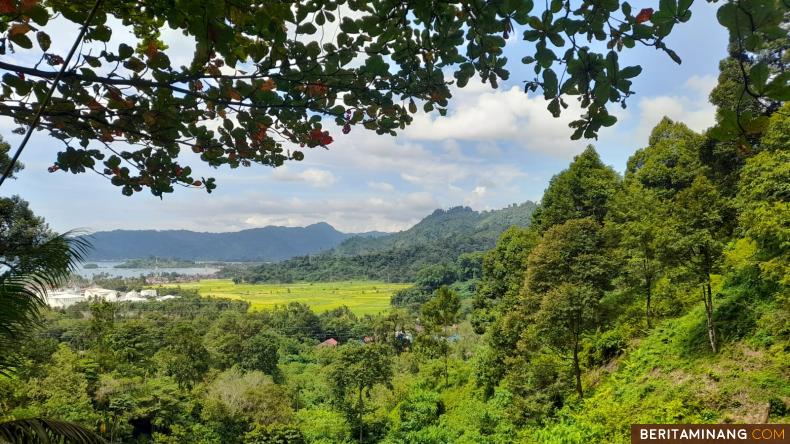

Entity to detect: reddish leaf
[145,40,158,59]
[307,83,328,96]
[86,99,104,111]
[19,0,36,11]
[259,78,276,92]
[0,0,15,14]
[635,8,654,23]
[9,23,31,37]
[228,88,242,101]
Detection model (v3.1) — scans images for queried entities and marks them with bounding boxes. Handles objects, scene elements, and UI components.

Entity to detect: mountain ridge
[236,201,538,282]
[83,223,378,262]
[83,202,537,264]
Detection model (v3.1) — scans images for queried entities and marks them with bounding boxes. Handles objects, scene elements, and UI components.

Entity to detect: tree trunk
[702,280,718,353]
[646,282,652,329]
[358,385,364,442]
[573,339,583,398]
[444,325,449,386]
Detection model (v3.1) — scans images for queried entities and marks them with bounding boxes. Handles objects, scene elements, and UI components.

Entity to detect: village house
[318,338,338,347]
[45,287,176,308]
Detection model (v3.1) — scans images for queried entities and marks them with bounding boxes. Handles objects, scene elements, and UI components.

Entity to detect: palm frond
[0,232,91,373]
[0,418,105,444]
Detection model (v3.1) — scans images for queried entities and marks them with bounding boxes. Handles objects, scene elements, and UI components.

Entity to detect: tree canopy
[532,146,620,231]
[1,0,786,195]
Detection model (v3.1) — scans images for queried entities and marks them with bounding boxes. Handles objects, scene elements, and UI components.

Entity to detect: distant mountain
[83,223,384,262]
[237,201,538,283]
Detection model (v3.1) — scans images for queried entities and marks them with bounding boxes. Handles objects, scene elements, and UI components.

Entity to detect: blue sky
[0,2,728,234]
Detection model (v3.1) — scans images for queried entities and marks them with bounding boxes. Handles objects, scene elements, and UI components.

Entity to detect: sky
[0,2,728,234]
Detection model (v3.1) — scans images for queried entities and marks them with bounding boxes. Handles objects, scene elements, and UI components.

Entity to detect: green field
[160,279,411,315]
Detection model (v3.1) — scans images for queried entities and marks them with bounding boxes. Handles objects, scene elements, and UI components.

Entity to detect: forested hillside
[333,203,537,256]
[230,203,536,283]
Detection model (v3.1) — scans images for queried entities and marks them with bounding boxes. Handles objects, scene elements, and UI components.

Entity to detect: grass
[159,279,411,315]
[525,292,789,444]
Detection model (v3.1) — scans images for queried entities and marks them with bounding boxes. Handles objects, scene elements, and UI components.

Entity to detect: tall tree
[626,118,703,198]
[606,181,667,328]
[239,330,280,376]
[532,146,621,232]
[0,154,90,372]
[472,226,540,334]
[0,144,103,444]
[421,285,461,386]
[157,322,210,389]
[327,343,393,442]
[522,218,614,397]
[735,106,789,287]
[663,175,730,353]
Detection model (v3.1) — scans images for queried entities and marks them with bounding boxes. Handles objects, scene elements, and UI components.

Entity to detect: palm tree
[0,418,105,444]
[0,233,105,443]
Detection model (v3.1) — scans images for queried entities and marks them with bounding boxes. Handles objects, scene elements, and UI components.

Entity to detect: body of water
[76,261,220,278]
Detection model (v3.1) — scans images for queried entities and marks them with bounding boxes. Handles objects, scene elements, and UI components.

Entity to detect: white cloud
[368,181,395,192]
[404,81,586,159]
[271,167,338,188]
[166,190,440,233]
[631,75,717,145]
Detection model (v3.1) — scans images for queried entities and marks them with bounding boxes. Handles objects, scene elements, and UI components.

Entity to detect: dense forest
[1,99,787,441]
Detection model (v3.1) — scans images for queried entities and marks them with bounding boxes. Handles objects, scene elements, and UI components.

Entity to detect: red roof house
[318,338,338,347]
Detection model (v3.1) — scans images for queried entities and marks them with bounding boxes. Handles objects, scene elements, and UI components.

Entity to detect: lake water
[76,261,220,278]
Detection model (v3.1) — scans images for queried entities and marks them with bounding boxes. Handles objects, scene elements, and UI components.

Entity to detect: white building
[45,287,169,308]
[156,295,179,301]
[46,290,86,309]
[84,287,120,302]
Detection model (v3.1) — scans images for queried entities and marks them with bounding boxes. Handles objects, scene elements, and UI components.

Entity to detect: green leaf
[36,32,51,51]
[659,0,677,14]
[749,62,769,89]
[620,65,642,79]
[340,18,358,34]
[665,48,682,64]
[10,33,33,49]
[118,43,133,59]
[363,54,389,76]
[543,69,558,99]
[123,57,145,72]
[27,5,49,26]
[764,72,790,100]
[600,113,617,127]
[548,98,561,117]
[88,25,112,42]
[621,2,632,16]
[296,23,317,34]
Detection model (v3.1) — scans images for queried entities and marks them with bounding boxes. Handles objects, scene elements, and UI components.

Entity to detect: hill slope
[84,223,378,262]
[237,202,538,282]
[333,202,537,256]
[525,292,789,442]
